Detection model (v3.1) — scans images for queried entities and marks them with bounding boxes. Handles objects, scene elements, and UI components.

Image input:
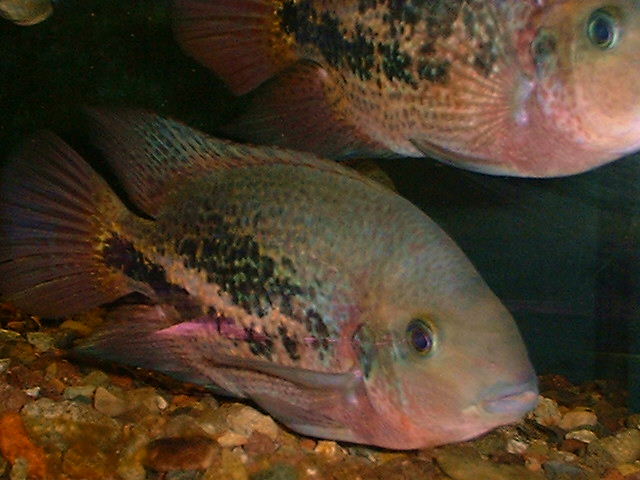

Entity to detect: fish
[172,0,640,177]
[0,0,52,26]
[0,109,538,449]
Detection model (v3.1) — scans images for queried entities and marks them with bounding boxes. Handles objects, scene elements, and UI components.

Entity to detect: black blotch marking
[279,0,376,81]
[378,41,416,86]
[245,326,275,359]
[102,233,200,317]
[278,325,301,361]
[418,58,450,83]
[103,233,167,287]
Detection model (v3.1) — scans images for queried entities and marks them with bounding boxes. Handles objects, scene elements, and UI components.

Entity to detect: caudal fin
[172,0,299,95]
[0,132,141,318]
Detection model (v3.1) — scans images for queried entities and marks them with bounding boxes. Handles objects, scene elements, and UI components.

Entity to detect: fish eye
[587,9,620,49]
[406,319,435,356]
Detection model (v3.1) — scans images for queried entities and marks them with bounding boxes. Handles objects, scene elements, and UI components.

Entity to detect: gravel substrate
[0,303,637,480]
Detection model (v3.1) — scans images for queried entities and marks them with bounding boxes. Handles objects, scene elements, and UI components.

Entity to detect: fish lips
[480,376,539,417]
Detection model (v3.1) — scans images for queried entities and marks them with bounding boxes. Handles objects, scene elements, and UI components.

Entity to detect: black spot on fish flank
[278,325,301,361]
[245,326,274,359]
[378,41,416,86]
[418,58,450,83]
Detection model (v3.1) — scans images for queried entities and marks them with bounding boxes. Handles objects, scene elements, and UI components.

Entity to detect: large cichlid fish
[173,0,640,177]
[0,109,537,449]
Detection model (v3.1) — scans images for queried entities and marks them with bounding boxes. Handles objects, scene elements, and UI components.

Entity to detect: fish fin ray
[172,0,299,95]
[0,132,139,317]
[224,60,393,159]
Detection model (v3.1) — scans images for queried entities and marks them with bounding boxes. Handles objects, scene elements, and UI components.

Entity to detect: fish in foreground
[0,109,537,449]
[0,0,52,25]
[173,0,640,177]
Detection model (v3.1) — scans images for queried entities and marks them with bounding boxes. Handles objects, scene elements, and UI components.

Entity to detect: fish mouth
[481,377,539,416]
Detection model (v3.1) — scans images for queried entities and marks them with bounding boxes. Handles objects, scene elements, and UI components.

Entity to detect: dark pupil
[408,320,433,353]
[588,11,616,48]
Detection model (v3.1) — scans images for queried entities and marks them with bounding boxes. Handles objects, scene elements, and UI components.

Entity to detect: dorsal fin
[84,108,360,217]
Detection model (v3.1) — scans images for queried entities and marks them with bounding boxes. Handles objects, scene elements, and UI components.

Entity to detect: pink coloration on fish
[0,109,537,449]
[173,0,640,177]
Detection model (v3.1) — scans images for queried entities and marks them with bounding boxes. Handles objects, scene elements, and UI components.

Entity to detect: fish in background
[0,0,52,25]
[0,109,537,449]
[173,0,640,177]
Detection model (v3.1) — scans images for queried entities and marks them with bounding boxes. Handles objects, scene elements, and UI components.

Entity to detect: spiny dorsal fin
[84,107,374,217]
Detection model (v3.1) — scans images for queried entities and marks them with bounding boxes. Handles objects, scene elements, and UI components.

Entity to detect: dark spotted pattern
[278,0,503,86]
[166,214,337,362]
[103,233,167,286]
[280,1,376,81]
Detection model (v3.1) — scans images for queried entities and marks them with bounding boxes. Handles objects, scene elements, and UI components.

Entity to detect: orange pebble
[0,412,48,479]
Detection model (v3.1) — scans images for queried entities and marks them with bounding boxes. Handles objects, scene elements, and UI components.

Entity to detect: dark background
[2,0,639,406]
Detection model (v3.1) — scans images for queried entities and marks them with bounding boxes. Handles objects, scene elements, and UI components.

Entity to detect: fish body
[0,0,52,25]
[173,0,640,177]
[0,109,537,448]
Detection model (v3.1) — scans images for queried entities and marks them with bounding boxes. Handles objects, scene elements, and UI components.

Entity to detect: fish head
[531,0,640,156]
[349,235,538,449]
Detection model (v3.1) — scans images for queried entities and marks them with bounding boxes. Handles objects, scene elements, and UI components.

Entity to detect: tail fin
[172,0,299,95]
[0,132,142,318]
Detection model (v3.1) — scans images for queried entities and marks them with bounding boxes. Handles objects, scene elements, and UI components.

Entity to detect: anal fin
[224,60,393,160]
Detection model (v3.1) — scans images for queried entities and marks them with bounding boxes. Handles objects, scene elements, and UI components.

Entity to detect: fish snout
[480,376,539,417]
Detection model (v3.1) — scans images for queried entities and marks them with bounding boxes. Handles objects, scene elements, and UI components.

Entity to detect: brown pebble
[109,374,134,390]
[144,436,219,472]
[603,470,625,480]
[299,438,316,451]
[244,432,278,456]
[560,438,588,454]
[0,384,28,413]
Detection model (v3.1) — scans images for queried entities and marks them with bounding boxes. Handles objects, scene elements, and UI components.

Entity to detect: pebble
[626,414,640,430]
[217,431,249,448]
[589,429,640,465]
[63,385,97,401]
[225,405,279,441]
[21,398,122,452]
[144,436,219,472]
[532,396,562,427]
[117,426,151,480]
[25,332,55,353]
[126,387,167,414]
[542,460,596,480]
[23,387,40,398]
[0,329,21,342]
[251,463,299,480]
[435,445,546,480]
[560,409,599,431]
[94,386,129,417]
[9,457,28,480]
[314,440,346,457]
[82,370,111,387]
[202,448,247,480]
[0,358,10,373]
[567,430,599,444]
